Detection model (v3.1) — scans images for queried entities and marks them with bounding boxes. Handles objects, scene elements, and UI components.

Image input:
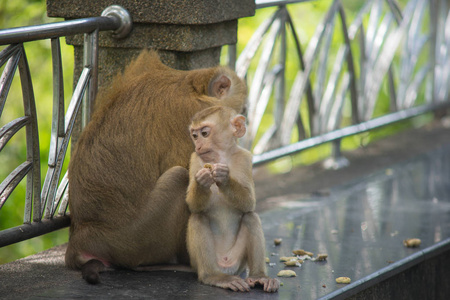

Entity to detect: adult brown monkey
[65,50,247,284]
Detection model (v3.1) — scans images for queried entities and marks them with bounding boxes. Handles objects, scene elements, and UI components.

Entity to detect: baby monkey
[186,106,279,293]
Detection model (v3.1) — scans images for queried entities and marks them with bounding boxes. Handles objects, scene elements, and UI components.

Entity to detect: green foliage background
[0,0,429,264]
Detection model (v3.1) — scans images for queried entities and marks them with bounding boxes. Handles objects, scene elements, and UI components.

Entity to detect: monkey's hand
[195,168,215,189]
[246,277,280,293]
[212,163,229,186]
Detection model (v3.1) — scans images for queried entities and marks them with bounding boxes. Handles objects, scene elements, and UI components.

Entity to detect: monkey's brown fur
[66,50,247,283]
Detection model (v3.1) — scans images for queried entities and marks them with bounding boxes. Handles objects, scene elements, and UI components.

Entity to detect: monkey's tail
[81,259,106,284]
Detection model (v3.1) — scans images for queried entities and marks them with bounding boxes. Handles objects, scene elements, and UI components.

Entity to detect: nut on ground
[316,254,328,261]
[284,260,303,266]
[280,256,298,262]
[274,238,282,245]
[403,238,421,247]
[336,277,351,284]
[292,249,314,257]
[277,270,297,277]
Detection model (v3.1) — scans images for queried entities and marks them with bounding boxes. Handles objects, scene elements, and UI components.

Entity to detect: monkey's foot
[204,275,251,292]
[246,276,280,293]
[81,259,106,284]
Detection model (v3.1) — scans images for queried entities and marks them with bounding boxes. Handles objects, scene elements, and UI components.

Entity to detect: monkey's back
[68,51,211,223]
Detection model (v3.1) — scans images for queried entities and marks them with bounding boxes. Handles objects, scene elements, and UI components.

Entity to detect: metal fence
[0,5,131,247]
[0,0,449,247]
[231,0,450,167]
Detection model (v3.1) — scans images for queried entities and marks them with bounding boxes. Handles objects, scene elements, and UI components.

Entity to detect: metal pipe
[0,5,132,45]
[256,0,315,9]
[0,17,119,46]
[253,101,450,166]
[0,216,70,248]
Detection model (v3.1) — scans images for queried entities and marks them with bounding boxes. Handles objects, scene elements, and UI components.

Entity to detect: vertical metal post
[82,29,99,128]
[227,44,237,71]
[429,0,437,104]
[323,139,349,170]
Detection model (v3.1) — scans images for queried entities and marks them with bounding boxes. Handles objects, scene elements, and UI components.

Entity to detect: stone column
[47,0,255,89]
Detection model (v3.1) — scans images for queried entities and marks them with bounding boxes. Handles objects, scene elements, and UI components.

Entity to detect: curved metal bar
[0,46,21,117]
[0,162,32,210]
[337,4,359,125]
[0,116,30,151]
[286,13,314,136]
[17,46,41,223]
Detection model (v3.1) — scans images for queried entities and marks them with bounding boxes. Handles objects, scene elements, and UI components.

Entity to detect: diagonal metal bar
[246,64,283,151]
[43,67,91,218]
[55,172,69,216]
[247,11,285,130]
[280,0,341,145]
[41,38,66,214]
[318,46,347,134]
[236,9,284,79]
[327,73,351,132]
[314,12,336,118]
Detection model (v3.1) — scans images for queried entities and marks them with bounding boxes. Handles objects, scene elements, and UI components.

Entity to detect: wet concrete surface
[259,142,450,299]
[1,124,450,299]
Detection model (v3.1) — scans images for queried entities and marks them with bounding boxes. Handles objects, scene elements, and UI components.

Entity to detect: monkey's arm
[186,154,213,213]
[217,152,255,213]
[219,178,255,213]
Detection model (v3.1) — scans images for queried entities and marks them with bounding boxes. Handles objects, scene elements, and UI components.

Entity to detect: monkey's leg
[187,214,250,292]
[130,166,191,265]
[67,166,190,284]
[241,212,280,293]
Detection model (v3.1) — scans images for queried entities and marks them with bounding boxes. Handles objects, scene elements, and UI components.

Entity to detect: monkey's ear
[208,74,232,99]
[231,115,246,138]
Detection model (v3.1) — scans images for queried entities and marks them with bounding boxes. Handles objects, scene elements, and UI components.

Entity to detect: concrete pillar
[47,0,255,89]
[46,0,255,146]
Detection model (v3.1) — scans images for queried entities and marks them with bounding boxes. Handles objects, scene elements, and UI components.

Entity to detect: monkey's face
[190,121,232,164]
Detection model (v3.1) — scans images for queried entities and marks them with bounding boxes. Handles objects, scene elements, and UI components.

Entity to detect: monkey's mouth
[199,151,212,156]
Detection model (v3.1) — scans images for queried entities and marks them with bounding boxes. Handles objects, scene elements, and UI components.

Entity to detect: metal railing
[0,0,449,248]
[0,5,132,247]
[229,0,450,167]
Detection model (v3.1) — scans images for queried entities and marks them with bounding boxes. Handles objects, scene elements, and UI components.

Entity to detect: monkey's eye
[192,133,198,140]
[201,127,210,138]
